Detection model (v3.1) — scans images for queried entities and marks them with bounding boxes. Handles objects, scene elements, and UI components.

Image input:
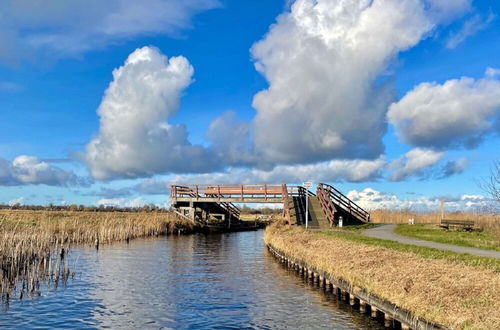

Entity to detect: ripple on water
[0,231,384,329]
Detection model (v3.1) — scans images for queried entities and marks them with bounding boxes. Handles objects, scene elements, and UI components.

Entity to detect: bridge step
[307,196,330,230]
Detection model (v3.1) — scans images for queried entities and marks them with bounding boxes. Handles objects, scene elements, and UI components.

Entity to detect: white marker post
[303,181,313,229]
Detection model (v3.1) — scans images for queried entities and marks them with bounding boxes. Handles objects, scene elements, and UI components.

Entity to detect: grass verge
[370,210,500,235]
[265,223,500,329]
[395,224,500,252]
[322,229,500,271]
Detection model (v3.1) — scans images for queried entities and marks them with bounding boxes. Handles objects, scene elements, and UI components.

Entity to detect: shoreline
[264,224,500,329]
[266,244,445,330]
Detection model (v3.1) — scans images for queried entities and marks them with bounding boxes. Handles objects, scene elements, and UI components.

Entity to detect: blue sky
[0,0,499,211]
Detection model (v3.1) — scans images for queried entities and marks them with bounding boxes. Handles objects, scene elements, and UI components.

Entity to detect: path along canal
[0,230,384,329]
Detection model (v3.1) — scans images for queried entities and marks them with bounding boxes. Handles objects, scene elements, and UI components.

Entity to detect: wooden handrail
[317,183,370,224]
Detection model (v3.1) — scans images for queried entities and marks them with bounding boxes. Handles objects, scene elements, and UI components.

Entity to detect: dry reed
[0,209,195,302]
[370,209,500,234]
[265,223,500,330]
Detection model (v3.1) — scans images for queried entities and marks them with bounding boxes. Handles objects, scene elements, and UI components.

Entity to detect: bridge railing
[171,184,297,201]
[317,183,370,223]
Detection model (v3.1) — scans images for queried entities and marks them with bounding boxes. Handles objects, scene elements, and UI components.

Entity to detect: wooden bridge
[170,183,370,228]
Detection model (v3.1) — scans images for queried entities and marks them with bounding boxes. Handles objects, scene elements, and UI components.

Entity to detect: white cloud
[347,187,490,211]
[84,46,220,180]
[96,198,122,207]
[426,0,471,23]
[388,70,500,149]
[96,197,150,208]
[485,67,500,78]
[8,197,24,206]
[389,148,443,181]
[0,155,88,186]
[446,13,495,49]
[171,157,386,184]
[0,0,220,64]
[245,0,468,165]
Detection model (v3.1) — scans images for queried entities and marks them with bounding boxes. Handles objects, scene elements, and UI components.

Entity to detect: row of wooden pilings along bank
[267,245,449,330]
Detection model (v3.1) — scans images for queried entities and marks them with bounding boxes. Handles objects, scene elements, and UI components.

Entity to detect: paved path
[363,224,500,259]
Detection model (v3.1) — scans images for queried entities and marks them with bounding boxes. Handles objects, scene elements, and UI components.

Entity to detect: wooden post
[384,314,393,328]
[440,199,444,221]
[349,294,356,306]
[359,300,366,313]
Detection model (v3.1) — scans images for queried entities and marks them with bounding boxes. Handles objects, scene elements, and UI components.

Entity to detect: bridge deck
[170,184,296,203]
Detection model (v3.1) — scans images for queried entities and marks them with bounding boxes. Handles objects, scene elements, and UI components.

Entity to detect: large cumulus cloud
[388,69,500,149]
[245,0,470,165]
[83,1,475,182]
[84,46,220,180]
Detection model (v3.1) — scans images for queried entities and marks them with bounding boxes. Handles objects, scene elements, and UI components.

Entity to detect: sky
[0,0,499,211]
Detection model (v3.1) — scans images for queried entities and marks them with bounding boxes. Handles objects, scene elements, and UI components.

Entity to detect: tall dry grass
[265,224,500,329]
[370,209,500,234]
[0,209,195,302]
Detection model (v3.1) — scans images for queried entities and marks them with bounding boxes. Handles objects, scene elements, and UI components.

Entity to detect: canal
[0,230,383,329]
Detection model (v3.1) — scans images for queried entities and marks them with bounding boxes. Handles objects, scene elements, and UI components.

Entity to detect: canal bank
[265,224,500,329]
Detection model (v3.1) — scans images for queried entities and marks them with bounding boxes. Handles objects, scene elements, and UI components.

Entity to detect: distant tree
[479,160,500,205]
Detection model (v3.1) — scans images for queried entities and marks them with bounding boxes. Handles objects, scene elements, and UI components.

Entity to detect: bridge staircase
[306,196,330,229]
[286,188,329,229]
[316,183,370,226]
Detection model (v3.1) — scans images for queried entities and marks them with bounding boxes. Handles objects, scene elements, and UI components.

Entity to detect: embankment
[265,224,500,329]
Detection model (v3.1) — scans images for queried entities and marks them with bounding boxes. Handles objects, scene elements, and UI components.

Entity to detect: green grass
[395,224,500,251]
[315,230,500,272]
[339,223,380,232]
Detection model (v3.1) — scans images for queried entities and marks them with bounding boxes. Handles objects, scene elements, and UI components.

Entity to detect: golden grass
[0,209,195,301]
[370,209,500,235]
[265,223,500,330]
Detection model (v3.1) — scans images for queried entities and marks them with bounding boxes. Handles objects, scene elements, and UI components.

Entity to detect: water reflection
[0,230,383,329]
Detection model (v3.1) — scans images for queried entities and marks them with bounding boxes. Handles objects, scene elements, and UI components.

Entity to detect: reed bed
[370,209,500,234]
[265,223,500,329]
[0,209,195,302]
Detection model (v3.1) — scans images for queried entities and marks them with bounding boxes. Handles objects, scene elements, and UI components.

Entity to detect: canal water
[0,230,383,329]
